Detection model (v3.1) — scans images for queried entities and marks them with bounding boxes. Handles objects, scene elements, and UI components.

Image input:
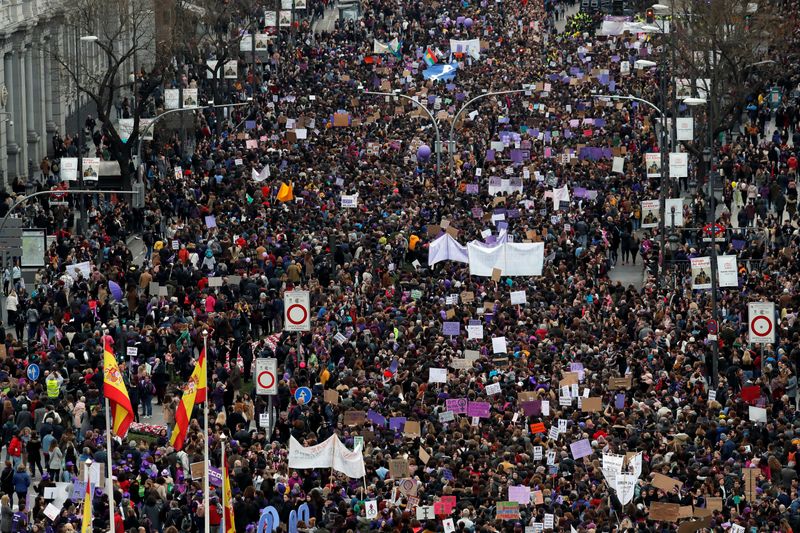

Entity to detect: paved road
[313,3,339,34]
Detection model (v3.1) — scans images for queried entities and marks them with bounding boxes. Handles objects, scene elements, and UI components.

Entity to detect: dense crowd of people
[0,0,800,531]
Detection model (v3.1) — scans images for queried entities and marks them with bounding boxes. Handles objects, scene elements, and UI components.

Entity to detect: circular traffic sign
[707,319,718,335]
[27,364,40,381]
[294,386,312,404]
[750,315,773,337]
[286,303,308,325]
[257,369,275,391]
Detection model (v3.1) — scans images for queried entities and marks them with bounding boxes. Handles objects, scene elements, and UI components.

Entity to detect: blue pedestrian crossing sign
[294,387,313,404]
[27,364,40,381]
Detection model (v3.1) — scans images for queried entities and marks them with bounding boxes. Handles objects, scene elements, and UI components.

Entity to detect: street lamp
[448,89,527,177]
[593,94,669,287]
[685,93,720,388]
[360,87,442,174]
[634,59,658,69]
[651,3,669,12]
[75,35,99,234]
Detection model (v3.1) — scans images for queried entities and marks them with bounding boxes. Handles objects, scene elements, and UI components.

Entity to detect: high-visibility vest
[46,378,60,398]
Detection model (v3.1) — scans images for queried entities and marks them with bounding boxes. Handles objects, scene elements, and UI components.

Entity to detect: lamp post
[75,35,98,234]
[361,89,442,174]
[593,93,669,287]
[685,96,719,388]
[448,89,526,178]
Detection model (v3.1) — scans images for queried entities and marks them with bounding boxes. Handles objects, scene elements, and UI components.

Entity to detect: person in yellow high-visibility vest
[46,374,60,398]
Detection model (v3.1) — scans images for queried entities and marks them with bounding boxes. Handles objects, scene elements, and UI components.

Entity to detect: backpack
[180,514,193,532]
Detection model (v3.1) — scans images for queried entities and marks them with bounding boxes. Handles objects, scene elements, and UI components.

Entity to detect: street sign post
[27,364,40,381]
[284,290,311,332]
[255,358,278,395]
[748,302,775,344]
[294,386,312,404]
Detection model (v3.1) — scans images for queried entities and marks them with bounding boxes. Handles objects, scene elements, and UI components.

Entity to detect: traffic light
[646,8,655,23]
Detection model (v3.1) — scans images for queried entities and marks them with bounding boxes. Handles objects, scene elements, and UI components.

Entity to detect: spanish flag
[81,479,92,533]
[103,342,134,438]
[276,182,294,202]
[223,454,236,533]
[169,349,207,450]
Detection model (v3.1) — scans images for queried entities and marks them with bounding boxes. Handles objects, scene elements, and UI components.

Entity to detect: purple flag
[467,401,491,418]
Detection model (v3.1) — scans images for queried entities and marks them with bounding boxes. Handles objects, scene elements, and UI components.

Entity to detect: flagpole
[203,330,210,533]
[104,398,114,532]
[220,433,227,533]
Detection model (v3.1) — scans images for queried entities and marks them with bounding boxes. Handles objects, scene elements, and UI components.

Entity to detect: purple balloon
[464,17,474,28]
[456,16,465,25]
[417,145,432,161]
[109,281,123,302]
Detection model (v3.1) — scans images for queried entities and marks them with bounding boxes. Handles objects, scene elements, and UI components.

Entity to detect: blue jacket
[12,470,29,494]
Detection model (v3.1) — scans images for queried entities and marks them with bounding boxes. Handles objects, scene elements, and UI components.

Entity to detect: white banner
[488,177,523,196]
[224,60,238,79]
[676,118,694,141]
[182,88,198,108]
[428,233,469,266]
[164,88,180,110]
[82,158,100,181]
[288,435,335,469]
[645,152,661,178]
[61,157,78,181]
[717,255,738,287]
[640,199,660,228]
[615,474,637,506]
[552,185,570,211]
[341,194,358,208]
[288,435,365,478]
[140,118,154,141]
[601,453,624,491]
[664,198,684,227]
[467,241,544,277]
[117,118,134,143]
[669,152,688,178]
[690,256,712,289]
[449,38,481,60]
[264,10,277,27]
[331,436,366,478]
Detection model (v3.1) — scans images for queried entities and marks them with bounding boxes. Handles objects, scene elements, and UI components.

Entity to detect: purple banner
[446,398,468,414]
[467,401,491,418]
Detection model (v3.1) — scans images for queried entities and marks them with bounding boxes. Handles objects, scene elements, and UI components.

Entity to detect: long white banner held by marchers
[289,435,335,469]
[288,435,365,478]
[467,241,544,277]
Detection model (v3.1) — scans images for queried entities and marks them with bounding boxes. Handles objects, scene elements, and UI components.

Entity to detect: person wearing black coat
[0,462,13,496]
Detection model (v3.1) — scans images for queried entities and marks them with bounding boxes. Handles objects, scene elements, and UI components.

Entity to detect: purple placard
[466,183,480,194]
[574,187,587,198]
[245,120,256,130]
[467,401,491,418]
[443,321,461,336]
[486,150,496,161]
[389,417,407,431]
[507,209,520,218]
[71,480,86,501]
[570,439,593,459]
[472,207,484,218]
[367,409,387,426]
[521,400,541,416]
[209,466,223,487]
[446,398,468,414]
[496,221,508,231]
[615,393,625,409]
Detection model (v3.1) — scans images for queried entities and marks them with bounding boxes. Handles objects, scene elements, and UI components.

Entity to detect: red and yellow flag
[103,341,134,438]
[81,478,92,533]
[223,454,236,533]
[169,349,207,450]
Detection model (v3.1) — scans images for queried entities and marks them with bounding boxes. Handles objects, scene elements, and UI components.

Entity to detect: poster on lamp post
[60,157,78,181]
[690,256,712,290]
[165,89,180,110]
[182,88,198,108]
[640,199,660,229]
[669,152,688,178]
[645,152,661,178]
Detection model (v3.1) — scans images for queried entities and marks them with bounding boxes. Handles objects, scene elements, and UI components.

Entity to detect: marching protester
[0,0,799,530]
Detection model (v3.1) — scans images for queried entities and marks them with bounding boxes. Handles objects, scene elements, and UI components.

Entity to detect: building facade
[0,0,144,189]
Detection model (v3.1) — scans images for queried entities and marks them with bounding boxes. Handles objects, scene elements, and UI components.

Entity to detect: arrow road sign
[294,386,312,404]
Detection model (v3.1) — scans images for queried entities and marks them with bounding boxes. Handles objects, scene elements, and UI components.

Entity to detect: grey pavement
[609,261,645,289]
[313,3,339,34]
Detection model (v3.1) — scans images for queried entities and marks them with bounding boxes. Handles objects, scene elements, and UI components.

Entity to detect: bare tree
[665,0,790,142]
